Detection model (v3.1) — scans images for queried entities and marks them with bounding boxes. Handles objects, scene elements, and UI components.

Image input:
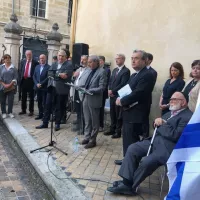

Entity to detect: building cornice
[0,21,70,39]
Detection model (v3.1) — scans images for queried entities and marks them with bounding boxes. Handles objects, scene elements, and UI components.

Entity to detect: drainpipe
[69,0,78,55]
[12,0,15,14]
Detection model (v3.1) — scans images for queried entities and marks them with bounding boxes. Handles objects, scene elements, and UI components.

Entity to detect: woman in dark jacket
[159,62,185,116]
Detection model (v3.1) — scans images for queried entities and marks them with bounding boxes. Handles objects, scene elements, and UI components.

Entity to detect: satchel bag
[3,85,15,93]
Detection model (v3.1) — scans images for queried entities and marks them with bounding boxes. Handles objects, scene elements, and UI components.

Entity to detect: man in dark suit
[99,56,111,132]
[33,54,50,120]
[142,53,158,138]
[104,54,130,138]
[79,55,107,149]
[36,50,73,131]
[115,50,155,165]
[18,50,39,116]
[107,92,192,196]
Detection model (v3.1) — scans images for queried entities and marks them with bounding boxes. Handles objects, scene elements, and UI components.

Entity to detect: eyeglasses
[169,98,184,102]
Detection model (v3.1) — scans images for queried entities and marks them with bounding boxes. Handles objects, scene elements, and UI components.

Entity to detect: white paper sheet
[118,84,132,98]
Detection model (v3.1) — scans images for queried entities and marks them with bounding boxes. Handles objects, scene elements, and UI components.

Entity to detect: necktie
[115,68,119,79]
[24,61,30,79]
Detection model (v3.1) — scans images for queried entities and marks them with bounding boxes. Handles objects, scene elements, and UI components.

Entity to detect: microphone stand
[30,72,68,155]
[65,82,93,135]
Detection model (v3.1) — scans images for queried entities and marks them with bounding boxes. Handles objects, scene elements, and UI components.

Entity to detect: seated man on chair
[107,91,192,195]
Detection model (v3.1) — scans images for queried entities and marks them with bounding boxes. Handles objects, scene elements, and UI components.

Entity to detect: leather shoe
[36,124,48,129]
[84,142,96,149]
[114,159,123,165]
[99,127,104,132]
[113,180,123,187]
[35,116,43,120]
[80,139,89,145]
[111,133,121,139]
[104,130,114,136]
[107,183,136,195]
[55,124,60,131]
[28,112,34,116]
[19,111,26,115]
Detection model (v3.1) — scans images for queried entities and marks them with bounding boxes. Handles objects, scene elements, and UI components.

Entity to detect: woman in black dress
[159,62,185,115]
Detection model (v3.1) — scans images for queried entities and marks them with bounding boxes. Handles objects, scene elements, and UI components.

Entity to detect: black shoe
[114,159,123,165]
[55,124,60,131]
[99,127,104,132]
[104,130,114,136]
[28,112,34,116]
[35,116,43,120]
[107,183,136,196]
[35,124,48,129]
[84,142,96,149]
[19,111,26,115]
[60,119,66,124]
[80,139,89,145]
[111,133,121,139]
[113,180,124,187]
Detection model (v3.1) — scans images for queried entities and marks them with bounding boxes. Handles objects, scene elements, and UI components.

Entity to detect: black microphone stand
[30,71,68,155]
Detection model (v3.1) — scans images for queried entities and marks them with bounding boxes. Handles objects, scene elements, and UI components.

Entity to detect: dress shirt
[25,60,32,77]
[117,65,124,73]
[75,67,86,86]
[40,64,45,74]
[57,63,62,70]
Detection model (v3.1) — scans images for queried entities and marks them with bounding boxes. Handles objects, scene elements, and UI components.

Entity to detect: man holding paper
[115,50,155,165]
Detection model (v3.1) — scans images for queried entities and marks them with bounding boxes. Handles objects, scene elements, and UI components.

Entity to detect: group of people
[0,48,200,196]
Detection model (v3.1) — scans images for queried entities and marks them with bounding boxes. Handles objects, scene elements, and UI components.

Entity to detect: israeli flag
[165,93,200,200]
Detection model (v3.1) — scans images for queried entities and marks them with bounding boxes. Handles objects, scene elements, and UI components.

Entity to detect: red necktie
[24,61,30,79]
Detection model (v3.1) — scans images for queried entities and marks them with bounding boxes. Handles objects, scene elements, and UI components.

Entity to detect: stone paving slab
[5,102,168,200]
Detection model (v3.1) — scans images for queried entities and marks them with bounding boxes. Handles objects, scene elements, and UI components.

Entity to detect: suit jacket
[121,67,155,123]
[102,65,111,99]
[33,64,50,90]
[83,67,107,108]
[18,59,39,85]
[152,108,193,164]
[109,66,130,97]
[48,60,74,95]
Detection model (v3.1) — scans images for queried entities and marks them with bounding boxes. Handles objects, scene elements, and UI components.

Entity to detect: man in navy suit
[33,54,50,120]
[104,54,130,138]
[18,50,39,116]
[115,50,155,165]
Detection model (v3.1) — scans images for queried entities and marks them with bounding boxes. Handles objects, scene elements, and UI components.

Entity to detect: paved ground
[11,101,168,200]
[0,121,54,200]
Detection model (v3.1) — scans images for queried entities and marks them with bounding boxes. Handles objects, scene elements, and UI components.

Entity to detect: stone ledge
[2,117,89,200]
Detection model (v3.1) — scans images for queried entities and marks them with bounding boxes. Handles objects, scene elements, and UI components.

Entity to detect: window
[67,0,73,24]
[31,0,46,18]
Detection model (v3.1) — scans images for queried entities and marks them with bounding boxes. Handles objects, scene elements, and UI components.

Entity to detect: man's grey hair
[89,55,99,64]
[25,50,32,55]
[58,49,67,56]
[133,49,147,61]
[116,53,126,60]
[81,55,88,59]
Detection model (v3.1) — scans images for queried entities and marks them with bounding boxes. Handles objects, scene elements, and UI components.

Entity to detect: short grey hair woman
[0,54,18,118]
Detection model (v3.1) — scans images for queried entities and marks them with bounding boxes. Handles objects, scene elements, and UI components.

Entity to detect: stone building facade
[0,0,72,66]
[73,0,200,119]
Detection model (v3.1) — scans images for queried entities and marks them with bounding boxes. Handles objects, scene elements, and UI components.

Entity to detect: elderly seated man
[107,91,193,195]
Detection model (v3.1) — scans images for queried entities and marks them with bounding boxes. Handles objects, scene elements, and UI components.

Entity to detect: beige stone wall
[75,0,200,119]
[0,0,70,55]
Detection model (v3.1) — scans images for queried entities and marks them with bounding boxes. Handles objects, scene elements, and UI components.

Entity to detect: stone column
[47,23,63,65]
[4,14,23,69]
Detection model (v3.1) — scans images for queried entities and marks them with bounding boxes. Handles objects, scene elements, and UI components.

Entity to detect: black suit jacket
[109,66,130,97]
[19,59,39,85]
[121,67,155,123]
[152,108,192,164]
[48,60,74,95]
[33,64,50,90]
[102,65,111,99]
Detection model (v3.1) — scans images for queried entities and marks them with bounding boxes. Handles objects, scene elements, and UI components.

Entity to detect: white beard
[169,104,181,111]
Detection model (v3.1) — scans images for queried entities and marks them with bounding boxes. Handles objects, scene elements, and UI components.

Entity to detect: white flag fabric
[166,93,200,200]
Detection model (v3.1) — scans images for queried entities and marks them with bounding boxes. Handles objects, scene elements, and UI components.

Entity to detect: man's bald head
[39,54,46,65]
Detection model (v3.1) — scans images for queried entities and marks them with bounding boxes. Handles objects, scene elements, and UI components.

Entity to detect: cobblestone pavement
[12,102,168,200]
[0,121,55,200]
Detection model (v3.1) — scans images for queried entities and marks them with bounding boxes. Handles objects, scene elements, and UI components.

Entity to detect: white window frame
[31,0,47,19]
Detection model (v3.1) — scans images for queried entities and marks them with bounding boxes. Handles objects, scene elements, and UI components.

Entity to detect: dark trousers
[122,122,143,156]
[1,90,15,114]
[119,140,164,189]
[55,94,68,125]
[110,97,122,134]
[36,89,47,117]
[99,96,106,128]
[21,78,34,113]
